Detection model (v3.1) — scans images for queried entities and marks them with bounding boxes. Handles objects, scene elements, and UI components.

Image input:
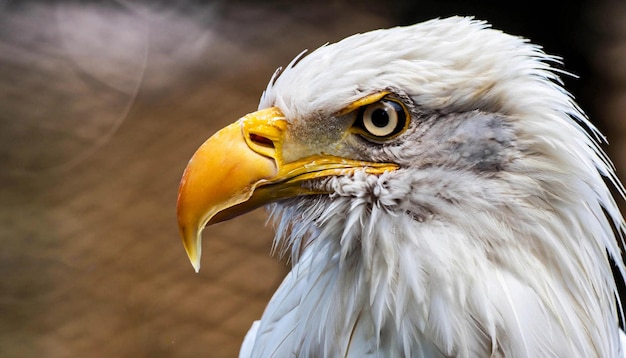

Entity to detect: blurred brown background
[0,0,624,357]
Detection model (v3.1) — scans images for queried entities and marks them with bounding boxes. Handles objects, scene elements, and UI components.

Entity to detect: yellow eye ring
[353,97,409,141]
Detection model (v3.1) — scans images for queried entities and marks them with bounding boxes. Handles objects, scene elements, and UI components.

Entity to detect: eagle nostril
[249,133,275,149]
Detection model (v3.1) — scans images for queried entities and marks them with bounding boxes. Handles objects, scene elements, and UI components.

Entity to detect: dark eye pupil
[371,108,389,127]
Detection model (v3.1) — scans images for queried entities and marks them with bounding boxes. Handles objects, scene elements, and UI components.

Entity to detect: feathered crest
[247,17,626,357]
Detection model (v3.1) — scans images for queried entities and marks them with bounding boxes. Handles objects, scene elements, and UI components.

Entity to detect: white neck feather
[250,16,626,358]
[266,161,624,357]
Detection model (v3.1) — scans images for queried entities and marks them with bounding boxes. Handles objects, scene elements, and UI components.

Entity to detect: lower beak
[176,107,397,272]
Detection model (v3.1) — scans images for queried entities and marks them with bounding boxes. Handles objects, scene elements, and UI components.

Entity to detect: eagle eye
[353,98,408,141]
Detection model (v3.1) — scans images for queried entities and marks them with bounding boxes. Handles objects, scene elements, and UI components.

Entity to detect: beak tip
[186,247,202,273]
[180,225,203,273]
[191,259,201,273]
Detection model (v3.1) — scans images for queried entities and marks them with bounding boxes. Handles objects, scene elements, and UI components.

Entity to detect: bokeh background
[1,0,624,357]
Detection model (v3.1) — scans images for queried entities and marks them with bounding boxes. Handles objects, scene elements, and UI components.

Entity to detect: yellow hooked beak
[176,107,397,272]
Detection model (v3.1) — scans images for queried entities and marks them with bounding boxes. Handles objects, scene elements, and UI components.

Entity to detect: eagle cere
[177,17,626,357]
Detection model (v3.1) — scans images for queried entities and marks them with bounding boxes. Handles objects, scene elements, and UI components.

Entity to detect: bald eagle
[176,17,626,357]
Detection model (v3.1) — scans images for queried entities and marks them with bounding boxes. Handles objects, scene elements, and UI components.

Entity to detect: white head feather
[245,17,626,357]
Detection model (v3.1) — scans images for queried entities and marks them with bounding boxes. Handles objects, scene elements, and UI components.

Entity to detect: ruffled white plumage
[238,17,626,357]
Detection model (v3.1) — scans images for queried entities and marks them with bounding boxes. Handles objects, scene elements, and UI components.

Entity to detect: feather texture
[239,17,626,357]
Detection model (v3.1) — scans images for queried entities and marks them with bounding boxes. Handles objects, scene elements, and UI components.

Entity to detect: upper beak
[176,107,397,272]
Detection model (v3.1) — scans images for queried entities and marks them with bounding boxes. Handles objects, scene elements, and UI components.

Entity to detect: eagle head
[177,17,625,357]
